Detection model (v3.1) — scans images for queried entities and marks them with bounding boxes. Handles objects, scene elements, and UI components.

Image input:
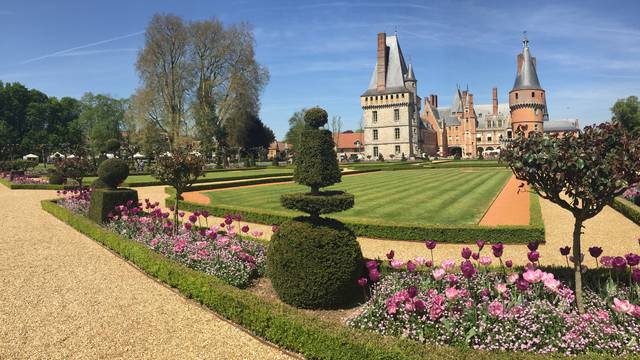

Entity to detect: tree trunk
[572,217,585,314]
[174,192,180,235]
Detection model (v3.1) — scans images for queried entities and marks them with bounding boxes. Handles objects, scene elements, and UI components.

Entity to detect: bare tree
[136,14,191,147]
[330,115,343,151]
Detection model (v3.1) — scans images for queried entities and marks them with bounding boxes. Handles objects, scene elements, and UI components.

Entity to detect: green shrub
[88,188,138,223]
[268,216,363,309]
[105,138,121,153]
[48,172,65,185]
[304,107,329,128]
[281,191,354,217]
[272,157,279,166]
[612,197,640,225]
[97,158,129,189]
[90,178,111,189]
[378,153,384,162]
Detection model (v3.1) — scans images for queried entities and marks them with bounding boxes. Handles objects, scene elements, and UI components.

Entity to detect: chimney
[434,94,438,107]
[468,93,474,111]
[492,87,498,115]
[376,33,387,91]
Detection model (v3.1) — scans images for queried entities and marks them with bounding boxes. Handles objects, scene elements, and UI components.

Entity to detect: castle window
[402,93,405,98]
[448,136,452,141]
[373,146,379,157]
[515,93,519,100]
[487,135,492,142]
[535,109,539,115]
[531,92,535,97]
[373,129,378,140]
[395,145,401,154]
[372,111,378,123]
[394,128,400,139]
[394,109,400,121]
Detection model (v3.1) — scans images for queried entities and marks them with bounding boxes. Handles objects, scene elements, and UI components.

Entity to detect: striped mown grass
[205,168,511,225]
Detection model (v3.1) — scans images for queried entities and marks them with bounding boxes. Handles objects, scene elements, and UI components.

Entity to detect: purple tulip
[425,260,433,267]
[476,240,486,251]
[241,225,250,233]
[480,288,490,298]
[505,260,513,268]
[472,252,480,260]
[527,241,539,252]
[612,256,627,271]
[407,286,418,298]
[386,250,395,260]
[184,222,192,230]
[224,217,233,225]
[632,268,640,283]
[515,278,529,291]
[425,240,437,250]
[414,299,427,312]
[368,268,380,282]
[491,243,504,258]
[366,260,378,270]
[202,211,209,218]
[560,246,571,256]
[193,210,200,217]
[588,247,603,258]
[407,261,416,272]
[625,253,640,267]
[461,247,472,259]
[460,260,476,279]
[357,277,368,287]
[527,251,540,263]
[188,214,198,223]
[271,225,279,233]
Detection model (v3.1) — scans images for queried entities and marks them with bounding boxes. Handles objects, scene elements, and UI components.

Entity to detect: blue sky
[1,0,639,138]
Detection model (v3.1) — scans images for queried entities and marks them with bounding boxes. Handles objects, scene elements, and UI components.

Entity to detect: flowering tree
[150,146,205,232]
[501,122,640,313]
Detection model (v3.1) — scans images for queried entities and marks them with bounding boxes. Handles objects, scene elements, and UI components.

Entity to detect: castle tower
[509,36,546,137]
[361,33,421,158]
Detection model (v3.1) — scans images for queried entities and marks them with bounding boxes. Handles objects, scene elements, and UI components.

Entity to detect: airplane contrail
[21,30,144,64]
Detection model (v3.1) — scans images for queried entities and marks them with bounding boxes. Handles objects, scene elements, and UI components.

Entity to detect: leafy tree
[150,146,205,232]
[54,157,95,188]
[284,109,307,153]
[77,93,126,156]
[611,96,640,132]
[501,123,640,313]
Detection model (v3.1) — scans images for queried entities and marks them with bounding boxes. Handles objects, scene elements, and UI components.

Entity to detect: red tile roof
[335,132,364,149]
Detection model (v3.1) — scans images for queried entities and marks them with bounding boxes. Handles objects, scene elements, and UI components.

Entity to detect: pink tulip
[613,298,634,314]
[478,256,492,266]
[414,256,428,266]
[444,287,459,300]
[441,259,456,272]
[522,269,543,283]
[507,272,519,284]
[488,300,504,317]
[390,259,405,269]
[432,268,446,281]
[495,283,508,294]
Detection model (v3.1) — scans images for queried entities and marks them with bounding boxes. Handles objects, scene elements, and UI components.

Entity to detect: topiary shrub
[268,106,363,309]
[268,216,363,309]
[97,158,129,189]
[88,188,138,223]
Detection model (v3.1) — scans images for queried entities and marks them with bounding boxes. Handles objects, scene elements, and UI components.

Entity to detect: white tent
[66,154,76,159]
[22,154,39,161]
[133,152,146,159]
[49,152,65,159]
[105,153,115,159]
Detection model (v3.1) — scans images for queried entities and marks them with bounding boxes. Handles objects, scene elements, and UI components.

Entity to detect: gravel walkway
[0,186,295,360]
[141,186,640,267]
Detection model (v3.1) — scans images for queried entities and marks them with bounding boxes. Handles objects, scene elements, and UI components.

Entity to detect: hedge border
[172,191,545,244]
[612,197,640,225]
[42,199,583,360]
[0,177,75,190]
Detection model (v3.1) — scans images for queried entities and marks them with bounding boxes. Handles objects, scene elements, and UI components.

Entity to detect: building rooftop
[363,34,411,96]
[513,37,542,91]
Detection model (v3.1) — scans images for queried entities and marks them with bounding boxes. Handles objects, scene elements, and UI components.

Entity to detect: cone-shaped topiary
[97,158,129,189]
[268,106,363,309]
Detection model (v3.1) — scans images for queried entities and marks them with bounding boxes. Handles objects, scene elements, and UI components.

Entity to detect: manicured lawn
[84,167,293,185]
[205,168,511,225]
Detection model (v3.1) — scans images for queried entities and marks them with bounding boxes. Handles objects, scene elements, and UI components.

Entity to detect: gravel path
[141,186,640,267]
[0,186,295,360]
[479,175,529,226]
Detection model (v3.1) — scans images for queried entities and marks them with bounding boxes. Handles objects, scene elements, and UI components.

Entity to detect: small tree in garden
[268,107,363,309]
[150,146,205,232]
[54,157,95,188]
[501,122,640,313]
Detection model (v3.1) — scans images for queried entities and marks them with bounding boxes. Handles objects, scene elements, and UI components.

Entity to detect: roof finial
[394,25,398,36]
[522,30,529,48]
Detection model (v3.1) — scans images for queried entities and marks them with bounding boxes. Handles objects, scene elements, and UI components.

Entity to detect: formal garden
[27,105,639,358]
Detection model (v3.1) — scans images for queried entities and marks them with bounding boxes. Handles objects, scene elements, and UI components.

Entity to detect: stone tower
[361,32,421,158]
[509,36,546,137]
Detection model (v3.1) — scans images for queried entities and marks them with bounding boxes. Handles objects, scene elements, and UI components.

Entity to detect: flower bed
[349,241,640,356]
[0,171,75,190]
[623,184,640,206]
[57,192,266,288]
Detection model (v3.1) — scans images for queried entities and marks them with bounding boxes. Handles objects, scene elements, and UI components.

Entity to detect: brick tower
[509,36,546,137]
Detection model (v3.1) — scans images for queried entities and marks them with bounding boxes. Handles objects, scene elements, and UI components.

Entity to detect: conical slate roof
[451,88,463,113]
[405,63,416,81]
[363,34,410,95]
[513,38,542,90]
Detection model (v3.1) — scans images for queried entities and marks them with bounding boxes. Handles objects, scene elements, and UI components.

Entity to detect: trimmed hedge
[42,200,581,360]
[281,191,355,216]
[175,200,545,244]
[0,177,75,190]
[612,197,640,225]
[122,171,294,187]
[88,188,138,223]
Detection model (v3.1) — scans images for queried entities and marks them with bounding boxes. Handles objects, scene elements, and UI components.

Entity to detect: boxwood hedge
[42,199,587,360]
[0,176,75,190]
[612,197,640,225]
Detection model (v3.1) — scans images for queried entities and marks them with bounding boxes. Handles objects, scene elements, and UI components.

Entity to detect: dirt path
[479,175,530,226]
[0,186,294,360]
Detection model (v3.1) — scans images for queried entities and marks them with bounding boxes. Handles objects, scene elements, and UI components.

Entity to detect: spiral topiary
[97,158,129,189]
[268,106,363,309]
